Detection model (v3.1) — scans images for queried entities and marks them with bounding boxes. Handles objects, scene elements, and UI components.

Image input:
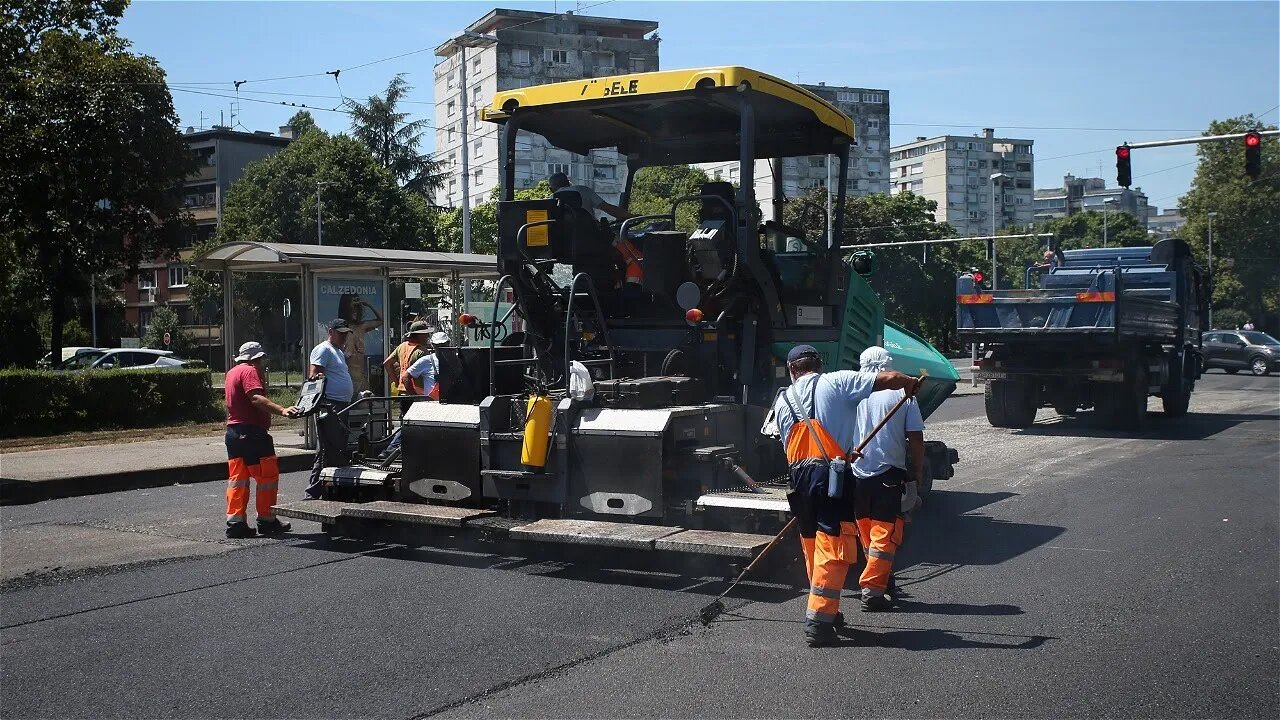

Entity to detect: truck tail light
[1075,291,1116,303]
[957,294,994,304]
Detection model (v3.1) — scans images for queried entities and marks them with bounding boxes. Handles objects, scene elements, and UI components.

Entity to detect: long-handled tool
[698,382,920,625]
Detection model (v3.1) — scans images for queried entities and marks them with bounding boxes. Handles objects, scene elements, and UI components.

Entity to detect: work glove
[901,481,921,515]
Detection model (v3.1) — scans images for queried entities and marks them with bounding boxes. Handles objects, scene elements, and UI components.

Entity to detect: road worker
[224,341,300,538]
[378,331,450,462]
[384,320,432,415]
[305,319,355,500]
[773,344,920,647]
[851,345,926,612]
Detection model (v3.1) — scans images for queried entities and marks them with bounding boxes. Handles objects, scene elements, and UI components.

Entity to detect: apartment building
[1147,207,1187,239]
[121,126,293,352]
[889,129,1035,236]
[1033,174,1149,227]
[433,8,660,210]
[698,83,890,220]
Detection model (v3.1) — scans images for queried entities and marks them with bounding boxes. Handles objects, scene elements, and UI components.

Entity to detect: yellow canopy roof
[481,66,855,164]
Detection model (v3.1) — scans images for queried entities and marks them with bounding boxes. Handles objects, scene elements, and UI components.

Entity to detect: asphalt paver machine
[280,67,959,556]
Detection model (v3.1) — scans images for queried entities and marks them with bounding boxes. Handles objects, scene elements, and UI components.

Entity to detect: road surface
[2,372,1276,718]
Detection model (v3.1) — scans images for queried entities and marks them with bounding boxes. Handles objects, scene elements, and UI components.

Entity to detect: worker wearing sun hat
[224,341,300,538]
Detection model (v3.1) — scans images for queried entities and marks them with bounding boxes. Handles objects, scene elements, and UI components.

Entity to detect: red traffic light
[1116,146,1131,159]
[1244,132,1261,148]
[972,271,985,284]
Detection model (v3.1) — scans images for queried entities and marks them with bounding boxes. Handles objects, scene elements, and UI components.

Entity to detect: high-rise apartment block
[433,8,659,209]
[889,129,1034,236]
[1033,174,1149,226]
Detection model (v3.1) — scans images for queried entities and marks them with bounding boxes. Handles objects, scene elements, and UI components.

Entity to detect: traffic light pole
[1120,129,1278,150]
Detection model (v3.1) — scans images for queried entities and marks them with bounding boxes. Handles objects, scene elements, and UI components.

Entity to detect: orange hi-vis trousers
[224,425,280,523]
[799,520,860,623]
[853,467,908,594]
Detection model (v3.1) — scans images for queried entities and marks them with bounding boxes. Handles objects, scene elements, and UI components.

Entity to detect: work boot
[257,517,292,536]
[834,611,846,628]
[860,588,893,612]
[804,620,839,648]
[225,521,257,539]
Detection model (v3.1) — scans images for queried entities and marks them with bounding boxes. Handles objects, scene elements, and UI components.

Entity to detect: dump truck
[281,66,961,558]
[957,240,1206,430]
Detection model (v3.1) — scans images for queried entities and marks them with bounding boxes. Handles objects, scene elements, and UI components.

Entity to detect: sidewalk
[0,432,314,505]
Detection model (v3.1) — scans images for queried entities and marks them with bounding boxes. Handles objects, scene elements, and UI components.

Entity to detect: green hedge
[0,368,221,438]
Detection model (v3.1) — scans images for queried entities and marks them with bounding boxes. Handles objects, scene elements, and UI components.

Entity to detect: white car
[38,346,102,368]
[56,348,199,371]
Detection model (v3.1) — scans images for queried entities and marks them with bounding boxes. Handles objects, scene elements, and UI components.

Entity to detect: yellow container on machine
[520,395,553,469]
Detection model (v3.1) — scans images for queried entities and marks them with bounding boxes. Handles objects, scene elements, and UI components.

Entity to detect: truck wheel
[1161,356,1193,417]
[1249,356,1271,376]
[985,379,1036,428]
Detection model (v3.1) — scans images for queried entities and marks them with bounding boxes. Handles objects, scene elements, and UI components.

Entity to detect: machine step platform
[339,501,494,527]
[509,518,682,549]
[272,500,358,524]
[696,486,791,513]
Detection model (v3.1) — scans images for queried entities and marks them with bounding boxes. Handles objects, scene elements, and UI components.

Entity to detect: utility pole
[826,154,833,248]
[90,275,97,346]
[316,181,328,245]
[1208,211,1218,328]
[990,172,1007,288]
[1102,197,1116,247]
[458,43,473,312]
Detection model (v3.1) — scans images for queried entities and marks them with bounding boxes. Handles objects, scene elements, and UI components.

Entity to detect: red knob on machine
[458,313,477,327]
[685,308,704,324]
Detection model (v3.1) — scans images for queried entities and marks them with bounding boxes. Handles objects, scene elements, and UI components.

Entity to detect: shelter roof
[193,242,499,279]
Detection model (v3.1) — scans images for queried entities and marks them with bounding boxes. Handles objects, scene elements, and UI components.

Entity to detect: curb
[0,452,315,506]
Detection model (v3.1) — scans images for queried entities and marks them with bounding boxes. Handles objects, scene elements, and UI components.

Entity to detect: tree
[141,305,196,355]
[630,165,711,227]
[1179,115,1280,332]
[346,75,445,201]
[285,110,320,137]
[432,181,553,256]
[0,0,194,366]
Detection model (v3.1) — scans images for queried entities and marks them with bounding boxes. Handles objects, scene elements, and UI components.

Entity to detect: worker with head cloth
[851,345,926,611]
[772,344,921,647]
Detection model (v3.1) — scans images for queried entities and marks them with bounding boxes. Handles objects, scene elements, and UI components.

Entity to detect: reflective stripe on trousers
[800,521,859,623]
[856,516,904,592]
[225,454,281,522]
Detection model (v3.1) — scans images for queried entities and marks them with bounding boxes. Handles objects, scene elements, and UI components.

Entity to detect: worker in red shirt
[224,341,300,539]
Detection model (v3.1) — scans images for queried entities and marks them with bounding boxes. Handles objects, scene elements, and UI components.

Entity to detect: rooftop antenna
[199,110,206,131]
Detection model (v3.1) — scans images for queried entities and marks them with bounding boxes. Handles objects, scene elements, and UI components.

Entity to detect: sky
[120,1,1280,212]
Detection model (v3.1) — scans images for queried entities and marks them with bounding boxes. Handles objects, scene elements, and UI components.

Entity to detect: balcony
[190,164,217,182]
[189,206,217,222]
[183,325,223,346]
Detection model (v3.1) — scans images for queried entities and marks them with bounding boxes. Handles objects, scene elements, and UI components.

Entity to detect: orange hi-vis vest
[615,237,644,284]
[397,340,424,395]
[780,377,846,466]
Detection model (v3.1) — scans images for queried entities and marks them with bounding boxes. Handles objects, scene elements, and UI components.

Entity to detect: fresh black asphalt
[2,372,1276,718]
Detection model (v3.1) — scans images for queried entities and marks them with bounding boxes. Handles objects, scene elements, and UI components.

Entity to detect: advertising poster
[315,276,385,394]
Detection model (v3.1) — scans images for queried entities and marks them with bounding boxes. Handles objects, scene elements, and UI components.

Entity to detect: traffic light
[1115,145,1132,187]
[1244,132,1262,179]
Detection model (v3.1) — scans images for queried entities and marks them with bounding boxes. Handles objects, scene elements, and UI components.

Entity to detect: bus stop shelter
[193,241,499,380]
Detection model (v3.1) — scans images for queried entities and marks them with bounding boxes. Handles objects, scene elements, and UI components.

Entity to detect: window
[447,126,455,142]
[836,91,856,103]
[809,156,825,168]
[968,210,982,220]
[548,162,570,176]
[474,169,482,184]
[512,48,531,66]
[446,71,456,89]
[861,92,884,103]
[1016,162,1031,172]
[967,159,979,169]
[472,86,482,104]
[865,119,880,132]
[546,49,570,65]
[1016,178,1031,189]
[594,51,615,72]
[473,56,482,72]
[909,163,924,174]
[629,56,645,73]
[846,179,859,190]
[990,160,1000,170]
[473,140,483,157]
[866,160,882,172]
[447,100,456,117]
[593,165,615,180]
[447,152,456,166]
[866,140,881,153]
[978,160,987,168]
[168,264,190,288]
[137,271,157,290]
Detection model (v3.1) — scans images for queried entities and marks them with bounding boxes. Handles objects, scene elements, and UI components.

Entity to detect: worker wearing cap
[384,321,432,415]
[224,341,300,538]
[304,319,355,500]
[772,344,920,647]
[851,345,926,612]
[378,331,450,462]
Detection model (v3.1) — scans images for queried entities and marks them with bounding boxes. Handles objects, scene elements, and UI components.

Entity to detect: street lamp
[437,31,498,314]
[1102,197,1117,248]
[1208,211,1218,328]
[316,181,329,246]
[990,172,1008,287]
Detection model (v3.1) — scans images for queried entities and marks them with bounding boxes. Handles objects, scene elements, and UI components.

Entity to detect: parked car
[38,346,102,369]
[1200,330,1280,376]
[56,348,204,371]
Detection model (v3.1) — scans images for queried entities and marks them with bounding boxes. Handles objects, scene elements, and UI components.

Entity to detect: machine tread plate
[696,487,791,513]
[654,529,777,558]
[509,519,683,549]
[340,501,495,527]
[272,500,355,524]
